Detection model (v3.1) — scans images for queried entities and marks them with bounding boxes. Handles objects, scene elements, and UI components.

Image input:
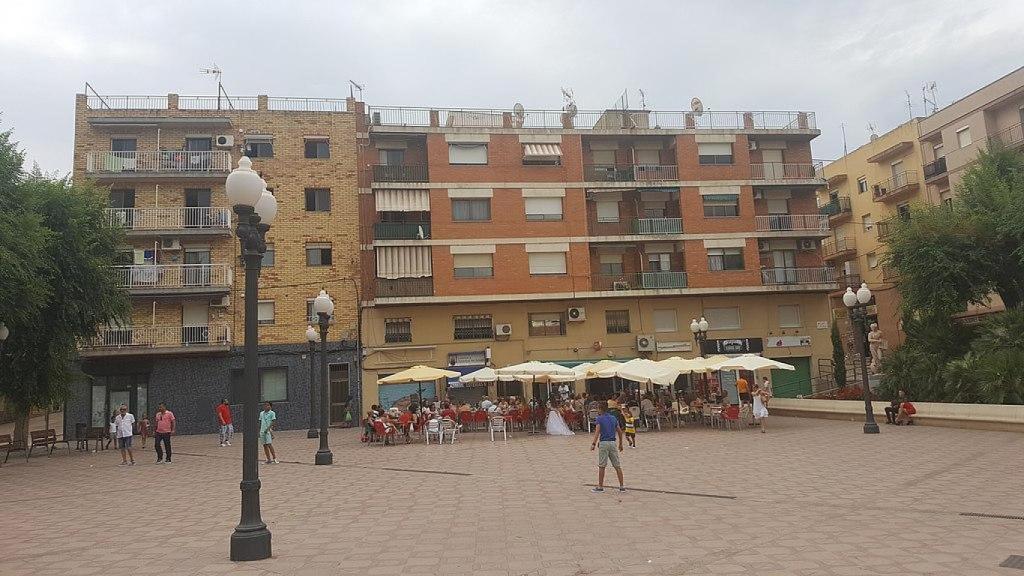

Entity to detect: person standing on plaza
[114,404,136,466]
[737,375,751,405]
[153,402,175,464]
[589,401,625,493]
[138,414,150,448]
[752,381,770,433]
[622,410,637,448]
[260,401,279,464]
[216,399,234,447]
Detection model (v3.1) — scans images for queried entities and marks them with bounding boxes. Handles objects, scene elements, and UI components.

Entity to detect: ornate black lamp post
[690,317,710,397]
[306,325,319,439]
[226,157,276,561]
[313,289,335,465]
[843,282,880,434]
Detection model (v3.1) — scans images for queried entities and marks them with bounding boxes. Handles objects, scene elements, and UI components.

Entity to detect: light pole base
[230,527,272,561]
[315,449,333,466]
[863,421,880,434]
[306,428,319,439]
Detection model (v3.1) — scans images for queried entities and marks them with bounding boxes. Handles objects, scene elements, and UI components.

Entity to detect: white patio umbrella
[576,359,623,379]
[706,354,795,372]
[458,366,499,384]
[596,358,665,383]
[495,361,577,382]
[377,365,462,408]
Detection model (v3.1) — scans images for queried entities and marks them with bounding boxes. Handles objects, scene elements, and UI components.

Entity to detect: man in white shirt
[114,404,136,466]
[480,397,493,412]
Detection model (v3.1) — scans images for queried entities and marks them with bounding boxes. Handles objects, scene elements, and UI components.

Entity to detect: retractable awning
[523,143,563,157]
[374,189,430,212]
[376,246,432,279]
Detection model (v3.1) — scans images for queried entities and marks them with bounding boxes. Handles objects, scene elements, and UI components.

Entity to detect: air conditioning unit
[758,239,771,252]
[215,135,234,148]
[612,281,630,291]
[636,335,656,352]
[567,307,586,322]
[748,141,758,151]
[495,323,512,337]
[160,237,181,250]
[210,295,230,308]
[799,239,816,251]
[753,190,764,200]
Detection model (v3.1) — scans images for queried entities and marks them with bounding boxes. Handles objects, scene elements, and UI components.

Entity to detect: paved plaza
[1,416,1023,575]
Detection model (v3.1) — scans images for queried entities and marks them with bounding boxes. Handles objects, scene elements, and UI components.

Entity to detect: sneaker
[219,443,225,447]
[165,460,172,464]
[118,462,128,466]
[156,459,164,464]
[130,461,136,466]
[271,459,279,464]
[225,441,231,446]
[265,459,272,464]
[618,487,627,493]
[591,487,605,493]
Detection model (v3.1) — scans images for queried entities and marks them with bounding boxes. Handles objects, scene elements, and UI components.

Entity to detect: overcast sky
[2,0,1023,172]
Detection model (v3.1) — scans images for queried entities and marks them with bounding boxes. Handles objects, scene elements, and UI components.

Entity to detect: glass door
[771,250,797,284]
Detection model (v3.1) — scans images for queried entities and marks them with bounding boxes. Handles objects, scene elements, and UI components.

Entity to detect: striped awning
[376,246,432,279]
[375,189,430,212]
[523,143,562,157]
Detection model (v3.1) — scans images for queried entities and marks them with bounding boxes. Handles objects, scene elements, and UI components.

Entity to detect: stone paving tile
[1,416,1023,575]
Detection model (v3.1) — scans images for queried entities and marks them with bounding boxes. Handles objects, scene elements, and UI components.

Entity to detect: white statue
[867,323,885,373]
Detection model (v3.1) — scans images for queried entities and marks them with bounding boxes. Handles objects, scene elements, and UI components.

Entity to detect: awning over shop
[374,189,430,212]
[523,143,563,157]
[376,246,432,279]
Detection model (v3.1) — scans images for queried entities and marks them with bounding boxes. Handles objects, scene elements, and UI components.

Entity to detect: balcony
[923,157,947,182]
[374,222,431,240]
[592,271,688,291]
[882,266,900,282]
[821,237,857,263]
[833,273,862,294]
[760,267,836,286]
[631,218,683,234]
[85,151,231,177]
[754,214,829,233]
[80,324,231,357]
[114,264,231,296]
[106,207,232,235]
[875,218,902,240]
[375,277,434,298]
[872,171,920,203]
[989,123,1024,149]
[372,164,429,183]
[750,163,822,181]
[819,196,852,223]
[583,164,679,182]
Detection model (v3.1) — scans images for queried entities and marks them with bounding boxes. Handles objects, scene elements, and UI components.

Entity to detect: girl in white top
[752,382,771,433]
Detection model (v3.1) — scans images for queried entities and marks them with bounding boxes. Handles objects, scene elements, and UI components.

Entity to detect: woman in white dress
[752,382,770,433]
[545,399,575,436]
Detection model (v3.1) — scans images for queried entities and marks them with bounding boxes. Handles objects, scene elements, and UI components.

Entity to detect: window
[528,312,566,336]
[304,188,331,212]
[698,142,733,165]
[451,199,491,221]
[891,160,904,179]
[306,244,333,266]
[111,138,137,152]
[528,252,567,275]
[653,309,677,333]
[596,200,620,223]
[524,197,563,221]
[448,143,488,165]
[305,139,330,159]
[605,309,630,334]
[262,244,275,267]
[379,148,404,165]
[778,305,801,328]
[453,253,493,278]
[185,138,212,152]
[703,307,741,329]
[245,140,274,158]
[109,189,135,208]
[185,188,211,208]
[257,301,275,325]
[233,367,289,403]
[707,247,745,271]
[861,214,874,231]
[384,318,412,343]
[933,143,944,160]
[867,252,879,269]
[897,203,911,222]
[454,315,493,340]
[599,254,623,275]
[702,194,740,217]
[647,252,671,272]
[956,127,972,148]
[857,177,868,194]
[943,197,953,210]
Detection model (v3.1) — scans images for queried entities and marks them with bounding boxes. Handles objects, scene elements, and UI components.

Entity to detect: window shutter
[596,201,619,222]
[697,142,732,156]
[448,143,488,164]
[528,252,567,274]
[453,253,493,268]
[524,197,562,217]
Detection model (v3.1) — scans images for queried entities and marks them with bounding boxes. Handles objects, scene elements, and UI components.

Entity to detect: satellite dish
[513,102,525,118]
[566,102,578,119]
[691,98,704,116]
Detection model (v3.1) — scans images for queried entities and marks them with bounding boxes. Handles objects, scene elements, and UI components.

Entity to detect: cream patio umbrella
[377,365,462,409]
[706,354,796,372]
[495,361,579,402]
[458,366,499,384]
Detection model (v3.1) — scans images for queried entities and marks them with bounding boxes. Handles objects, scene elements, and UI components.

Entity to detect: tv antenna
[348,80,364,100]
[904,90,914,119]
[867,122,878,140]
[922,81,939,115]
[638,89,647,110]
[200,64,233,110]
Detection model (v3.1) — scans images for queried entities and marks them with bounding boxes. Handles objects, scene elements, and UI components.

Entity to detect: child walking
[622,411,637,448]
[138,414,150,448]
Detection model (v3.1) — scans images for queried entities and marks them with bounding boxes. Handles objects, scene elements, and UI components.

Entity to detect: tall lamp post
[690,317,710,397]
[306,325,319,439]
[227,157,276,561]
[313,289,334,466]
[843,283,880,434]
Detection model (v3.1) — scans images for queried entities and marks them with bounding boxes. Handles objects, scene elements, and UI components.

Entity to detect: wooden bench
[0,433,21,465]
[85,426,107,451]
[26,429,71,460]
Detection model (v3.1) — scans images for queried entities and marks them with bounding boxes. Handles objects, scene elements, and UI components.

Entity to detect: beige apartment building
[69,92,361,434]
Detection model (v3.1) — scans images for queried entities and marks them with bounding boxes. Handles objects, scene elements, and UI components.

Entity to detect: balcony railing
[754,214,829,232]
[761,267,836,285]
[923,157,947,180]
[375,277,434,298]
[821,237,856,260]
[82,323,231,352]
[990,123,1024,149]
[819,197,852,217]
[875,218,904,240]
[85,151,232,174]
[592,271,688,291]
[374,222,431,240]
[750,162,822,180]
[632,218,683,234]
[882,266,900,282]
[114,264,231,291]
[372,164,429,183]
[834,273,862,291]
[583,164,679,181]
[106,207,231,232]
[872,171,919,202]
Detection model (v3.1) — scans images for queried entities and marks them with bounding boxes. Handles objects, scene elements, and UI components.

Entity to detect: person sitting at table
[440,402,457,420]
[895,397,917,425]
[397,410,415,442]
[480,397,494,412]
[458,401,471,413]
[497,397,510,413]
[640,394,655,415]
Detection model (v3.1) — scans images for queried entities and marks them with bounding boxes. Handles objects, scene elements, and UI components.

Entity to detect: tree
[0,124,128,445]
[830,320,846,388]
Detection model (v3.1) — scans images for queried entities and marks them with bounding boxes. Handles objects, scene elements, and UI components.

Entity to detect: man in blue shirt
[590,400,625,493]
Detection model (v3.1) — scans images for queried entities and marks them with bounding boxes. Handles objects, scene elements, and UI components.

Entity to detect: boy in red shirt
[217,399,234,447]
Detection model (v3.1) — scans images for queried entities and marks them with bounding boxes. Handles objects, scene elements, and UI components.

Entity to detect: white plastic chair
[488,415,507,442]
[424,418,442,444]
[586,409,599,433]
[676,404,689,427]
[440,418,460,444]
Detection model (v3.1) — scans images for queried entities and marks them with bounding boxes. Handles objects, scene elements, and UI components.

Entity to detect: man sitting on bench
[885,390,906,425]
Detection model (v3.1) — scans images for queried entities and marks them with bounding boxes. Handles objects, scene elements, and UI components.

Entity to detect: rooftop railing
[85,94,351,113]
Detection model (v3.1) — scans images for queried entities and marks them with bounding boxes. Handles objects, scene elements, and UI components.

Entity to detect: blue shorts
[260,431,273,445]
[118,436,133,449]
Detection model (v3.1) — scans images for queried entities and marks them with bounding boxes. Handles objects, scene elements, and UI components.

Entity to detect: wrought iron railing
[375,277,434,297]
[106,208,231,231]
[923,157,947,180]
[819,196,852,217]
[821,237,856,259]
[754,214,829,232]
[989,123,1023,148]
[593,272,688,291]
[83,323,231,350]
[86,151,232,174]
[760,267,836,285]
[872,171,919,201]
[373,222,431,240]
[631,218,683,234]
[751,162,822,180]
[113,264,231,290]
[372,164,429,183]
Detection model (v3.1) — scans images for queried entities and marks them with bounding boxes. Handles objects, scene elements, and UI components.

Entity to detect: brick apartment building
[358,104,837,409]
[69,92,361,435]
